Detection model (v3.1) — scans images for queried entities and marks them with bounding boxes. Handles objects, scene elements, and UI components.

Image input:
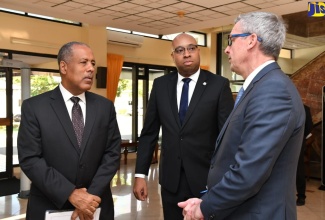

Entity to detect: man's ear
[171,53,176,63]
[248,34,259,48]
[60,61,67,75]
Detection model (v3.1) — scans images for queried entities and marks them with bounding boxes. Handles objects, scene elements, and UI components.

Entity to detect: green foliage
[117,79,128,97]
[13,76,20,84]
[13,75,58,97]
[31,75,58,97]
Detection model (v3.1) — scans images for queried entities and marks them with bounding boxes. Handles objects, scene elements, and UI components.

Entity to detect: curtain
[106,53,124,102]
[200,65,209,71]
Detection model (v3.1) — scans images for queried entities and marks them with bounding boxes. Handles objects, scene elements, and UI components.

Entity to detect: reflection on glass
[115,67,132,140]
[0,68,7,172]
[138,79,143,137]
[0,69,7,118]
[0,126,6,172]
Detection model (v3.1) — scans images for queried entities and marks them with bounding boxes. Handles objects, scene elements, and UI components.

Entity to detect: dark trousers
[161,169,194,220]
[296,141,306,198]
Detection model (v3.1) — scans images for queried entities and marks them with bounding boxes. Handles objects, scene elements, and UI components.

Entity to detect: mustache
[84,74,93,79]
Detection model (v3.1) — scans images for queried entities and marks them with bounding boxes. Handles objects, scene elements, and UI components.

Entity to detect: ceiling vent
[107,31,143,48]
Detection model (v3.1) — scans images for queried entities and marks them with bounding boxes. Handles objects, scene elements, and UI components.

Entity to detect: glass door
[115,63,176,144]
[0,67,13,179]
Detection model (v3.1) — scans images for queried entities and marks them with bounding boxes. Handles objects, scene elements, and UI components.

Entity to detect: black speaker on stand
[96,66,107,88]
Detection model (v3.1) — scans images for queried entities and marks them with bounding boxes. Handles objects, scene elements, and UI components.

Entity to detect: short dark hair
[57,41,89,66]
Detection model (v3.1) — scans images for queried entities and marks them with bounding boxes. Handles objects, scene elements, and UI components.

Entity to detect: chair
[120,140,138,165]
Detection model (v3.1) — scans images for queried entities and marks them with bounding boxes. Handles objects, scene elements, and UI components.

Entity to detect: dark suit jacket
[201,62,305,220]
[135,69,234,197]
[18,86,121,220]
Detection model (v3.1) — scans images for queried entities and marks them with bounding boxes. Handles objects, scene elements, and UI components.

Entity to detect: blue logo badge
[308,2,325,17]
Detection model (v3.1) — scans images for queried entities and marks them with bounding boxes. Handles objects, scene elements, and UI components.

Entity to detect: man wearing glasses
[179,11,305,220]
[133,33,234,219]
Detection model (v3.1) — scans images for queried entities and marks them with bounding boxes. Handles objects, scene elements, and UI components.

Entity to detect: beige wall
[0,12,80,54]
[276,45,325,75]
[292,45,325,73]
[0,12,107,97]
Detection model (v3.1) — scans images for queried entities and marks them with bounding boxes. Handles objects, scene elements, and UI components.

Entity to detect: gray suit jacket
[200,62,305,220]
[18,86,121,220]
[135,69,234,197]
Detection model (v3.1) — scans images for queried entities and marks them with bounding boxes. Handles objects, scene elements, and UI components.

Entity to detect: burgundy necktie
[71,97,84,146]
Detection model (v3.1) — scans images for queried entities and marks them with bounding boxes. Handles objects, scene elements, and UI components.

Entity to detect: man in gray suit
[179,12,305,220]
[133,33,234,219]
[18,42,121,220]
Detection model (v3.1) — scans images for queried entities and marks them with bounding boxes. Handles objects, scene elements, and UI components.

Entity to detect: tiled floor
[1,152,325,220]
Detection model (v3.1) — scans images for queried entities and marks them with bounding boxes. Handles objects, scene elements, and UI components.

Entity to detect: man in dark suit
[18,42,121,220]
[179,12,305,220]
[133,33,234,219]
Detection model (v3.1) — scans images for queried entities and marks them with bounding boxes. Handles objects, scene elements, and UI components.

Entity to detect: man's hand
[133,177,148,201]
[71,208,95,220]
[69,188,101,218]
[178,198,204,220]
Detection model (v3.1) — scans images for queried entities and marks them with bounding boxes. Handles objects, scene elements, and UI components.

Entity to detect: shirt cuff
[135,173,146,178]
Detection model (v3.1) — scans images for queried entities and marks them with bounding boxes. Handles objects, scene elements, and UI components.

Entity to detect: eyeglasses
[173,44,198,55]
[227,33,263,46]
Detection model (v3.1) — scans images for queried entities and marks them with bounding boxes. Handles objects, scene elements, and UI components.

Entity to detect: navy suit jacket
[200,62,305,220]
[18,86,121,220]
[135,69,234,197]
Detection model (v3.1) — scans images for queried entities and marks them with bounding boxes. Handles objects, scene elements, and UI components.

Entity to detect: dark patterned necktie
[71,97,84,146]
[179,78,191,125]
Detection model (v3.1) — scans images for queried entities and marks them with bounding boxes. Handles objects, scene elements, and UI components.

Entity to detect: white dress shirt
[59,83,86,124]
[242,60,275,90]
[177,69,200,110]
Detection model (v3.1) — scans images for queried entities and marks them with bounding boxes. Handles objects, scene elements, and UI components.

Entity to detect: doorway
[0,67,13,179]
[115,63,176,143]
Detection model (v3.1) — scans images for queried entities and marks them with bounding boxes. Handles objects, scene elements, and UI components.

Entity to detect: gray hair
[57,41,89,66]
[235,12,287,61]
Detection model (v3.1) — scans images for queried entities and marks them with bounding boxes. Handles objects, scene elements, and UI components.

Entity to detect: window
[0,7,81,26]
[115,63,176,143]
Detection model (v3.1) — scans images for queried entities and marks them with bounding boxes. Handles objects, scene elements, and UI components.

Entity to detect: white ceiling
[0,0,324,49]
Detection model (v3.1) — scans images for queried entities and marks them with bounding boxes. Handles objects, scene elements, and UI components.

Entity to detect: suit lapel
[167,72,181,127]
[181,70,208,127]
[50,87,81,154]
[79,92,96,156]
[212,62,281,156]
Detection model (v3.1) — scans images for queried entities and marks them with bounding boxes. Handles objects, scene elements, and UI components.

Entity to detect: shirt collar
[177,68,200,85]
[243,60,275,90]
[59,83,86,103]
